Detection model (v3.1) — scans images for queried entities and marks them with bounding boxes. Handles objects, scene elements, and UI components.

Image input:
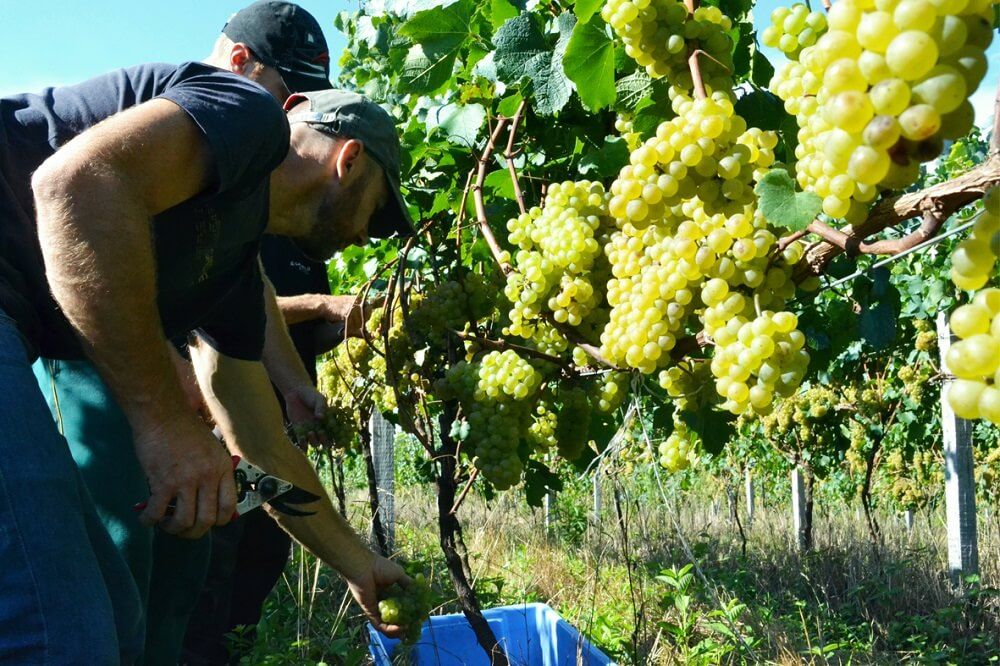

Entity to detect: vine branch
[505,100,529,216]
[473,116,513,274]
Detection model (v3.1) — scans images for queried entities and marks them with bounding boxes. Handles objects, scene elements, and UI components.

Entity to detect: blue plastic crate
[367,602,615,665]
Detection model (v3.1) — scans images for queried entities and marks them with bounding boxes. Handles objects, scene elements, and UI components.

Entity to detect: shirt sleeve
[156,66,290,194]
[196,255,266,361]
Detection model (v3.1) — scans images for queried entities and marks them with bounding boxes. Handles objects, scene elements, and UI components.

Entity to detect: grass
[235,474,1000,665]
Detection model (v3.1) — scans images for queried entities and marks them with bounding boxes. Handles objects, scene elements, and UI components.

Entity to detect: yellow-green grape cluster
[609,91,777,223]
[601,0,735,92]
[760,385,842,449]
[950,188,999,290]
[762,3,828,56]
[591,371,630,412]
[885,448,942,509]
[945,288,1000,424]
[378,574,432,643]
[407,274,495,348]
[527,400,558,451]
[444,350,544,489]
[659,359,714,410]
[504,180,615,353]
[709,309,810,415]
[658,420,696,472]
[555,386,592,460]
[615,115,643,152]
[770,0,995,222]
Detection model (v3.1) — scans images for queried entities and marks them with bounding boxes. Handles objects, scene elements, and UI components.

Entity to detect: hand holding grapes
[342,553,413,638]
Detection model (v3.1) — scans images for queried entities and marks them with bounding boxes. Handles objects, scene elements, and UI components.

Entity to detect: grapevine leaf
[497,92,523,117]
[490,0,521,29]
[857,269,901,350]
[563,16,617,111]
[750,48,775,88]
[734,89,787,132]
[754,169,822,232]
[397,0,475,93]
[494,12,575,115]
[679,404,735,456]
[574,0,603,22]
[483,168,516,199]
[426,102,487,146]
[651,404,675,437]
[524,460,563,508]
[578,136,629,177]
[615,70,653,111]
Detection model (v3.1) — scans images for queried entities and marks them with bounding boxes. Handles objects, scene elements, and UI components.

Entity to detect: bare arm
[188,338,408,637]
[32,98,236,536]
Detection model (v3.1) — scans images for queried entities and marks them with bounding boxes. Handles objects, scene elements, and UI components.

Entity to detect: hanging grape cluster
[504,180,615,353]
[601,0,735,92]
[762,3,828,57]
[770,0,994,222]
[658,419,697,471]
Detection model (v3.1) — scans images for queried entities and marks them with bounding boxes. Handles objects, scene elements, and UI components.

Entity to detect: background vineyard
[262,0,996,663]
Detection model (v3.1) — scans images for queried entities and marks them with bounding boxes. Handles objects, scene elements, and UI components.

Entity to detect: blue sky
[0,0,354,96]
[1,0,995,126]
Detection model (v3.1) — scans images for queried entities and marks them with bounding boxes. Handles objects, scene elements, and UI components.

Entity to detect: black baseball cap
[286,90,415,238]
[223,1,332,93]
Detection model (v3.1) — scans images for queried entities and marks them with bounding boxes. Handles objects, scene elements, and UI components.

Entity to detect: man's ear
[229,43,254,75]
[334,139,365,182]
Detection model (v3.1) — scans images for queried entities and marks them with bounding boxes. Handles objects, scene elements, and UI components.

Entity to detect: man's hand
[283,384,329,448]
[276,293,381,338]
[343,553,412,639]
[133,414,237,539]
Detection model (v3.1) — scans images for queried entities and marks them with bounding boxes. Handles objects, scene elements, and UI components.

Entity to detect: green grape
[378,573,433,643]
[885,30,939,80]
[658,419,697,472]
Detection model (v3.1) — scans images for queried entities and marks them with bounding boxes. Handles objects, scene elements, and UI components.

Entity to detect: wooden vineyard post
[936,312,979,582]
[745,467,755,528]
[370,411,396,554]
[791,466,808,551]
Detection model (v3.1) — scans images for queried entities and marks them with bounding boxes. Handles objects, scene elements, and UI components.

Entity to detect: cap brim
[277,63,333,94]
[368,174,414,239]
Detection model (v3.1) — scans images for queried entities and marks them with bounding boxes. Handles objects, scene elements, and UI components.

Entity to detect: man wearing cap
[0,3,412,664]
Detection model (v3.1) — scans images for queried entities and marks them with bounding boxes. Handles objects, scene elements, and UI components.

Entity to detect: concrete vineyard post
[791,466,808,552]
[904,509,915,532]
[745,467,755,528]
[936,312,979,581]
[370,411,396,553]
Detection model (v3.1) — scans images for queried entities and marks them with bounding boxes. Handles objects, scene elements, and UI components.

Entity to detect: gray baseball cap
[285,90,414,238]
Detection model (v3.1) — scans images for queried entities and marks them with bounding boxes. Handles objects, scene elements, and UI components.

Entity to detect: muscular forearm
[190,343,374,578]
[34,170,191,429]
[262,277,315,394]
[276,293,327,326]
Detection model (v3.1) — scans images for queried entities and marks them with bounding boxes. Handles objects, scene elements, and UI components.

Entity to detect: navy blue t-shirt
[0,62,290,361]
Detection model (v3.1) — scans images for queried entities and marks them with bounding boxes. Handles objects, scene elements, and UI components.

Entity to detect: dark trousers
[182,508,292,665]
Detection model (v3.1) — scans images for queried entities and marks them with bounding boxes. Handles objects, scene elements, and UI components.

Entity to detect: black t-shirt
[0,62,289,361]
[260,235,330,383]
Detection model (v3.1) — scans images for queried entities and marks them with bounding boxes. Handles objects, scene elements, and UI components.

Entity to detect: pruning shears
[134,456,320,520]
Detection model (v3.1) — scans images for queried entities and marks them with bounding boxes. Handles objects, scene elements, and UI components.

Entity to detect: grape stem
[504,100,529,216]
[472,116,514,275]
[451,329,572,369]
[683,0,708,101]
[448,467,479,515]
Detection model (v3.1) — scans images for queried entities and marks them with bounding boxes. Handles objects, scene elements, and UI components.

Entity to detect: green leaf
[574,0,604,24]
[563,16,617,111]
[615,70,653,111]
[483,168,516,199]
[497,92,523,117]
[490,0,521,28]
[397,0,475,93]
[751,49,775,88]
[578,136,629,177]
[524,460,563,508]
[754,169,822,232]
[734,89,788,132]
[426,102,487,146]
[494,13,574,115]
[679,403,735,456]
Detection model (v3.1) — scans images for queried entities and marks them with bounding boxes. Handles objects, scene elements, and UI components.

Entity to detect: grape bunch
[945,289,1000,424]
[555,386,593,460]
[659,358,714,411]
[709,310,811,414]
[504,180,615,353]
[770,0,995,222]
[443,350,544,489]
[407,274,495,349]
[950,187,999,291]
[761,3,828,57]
[658,419,696,472]
[601,0,735,92]
[760,385,845,455]
[378,574,433,643]
[590,371,630,413]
